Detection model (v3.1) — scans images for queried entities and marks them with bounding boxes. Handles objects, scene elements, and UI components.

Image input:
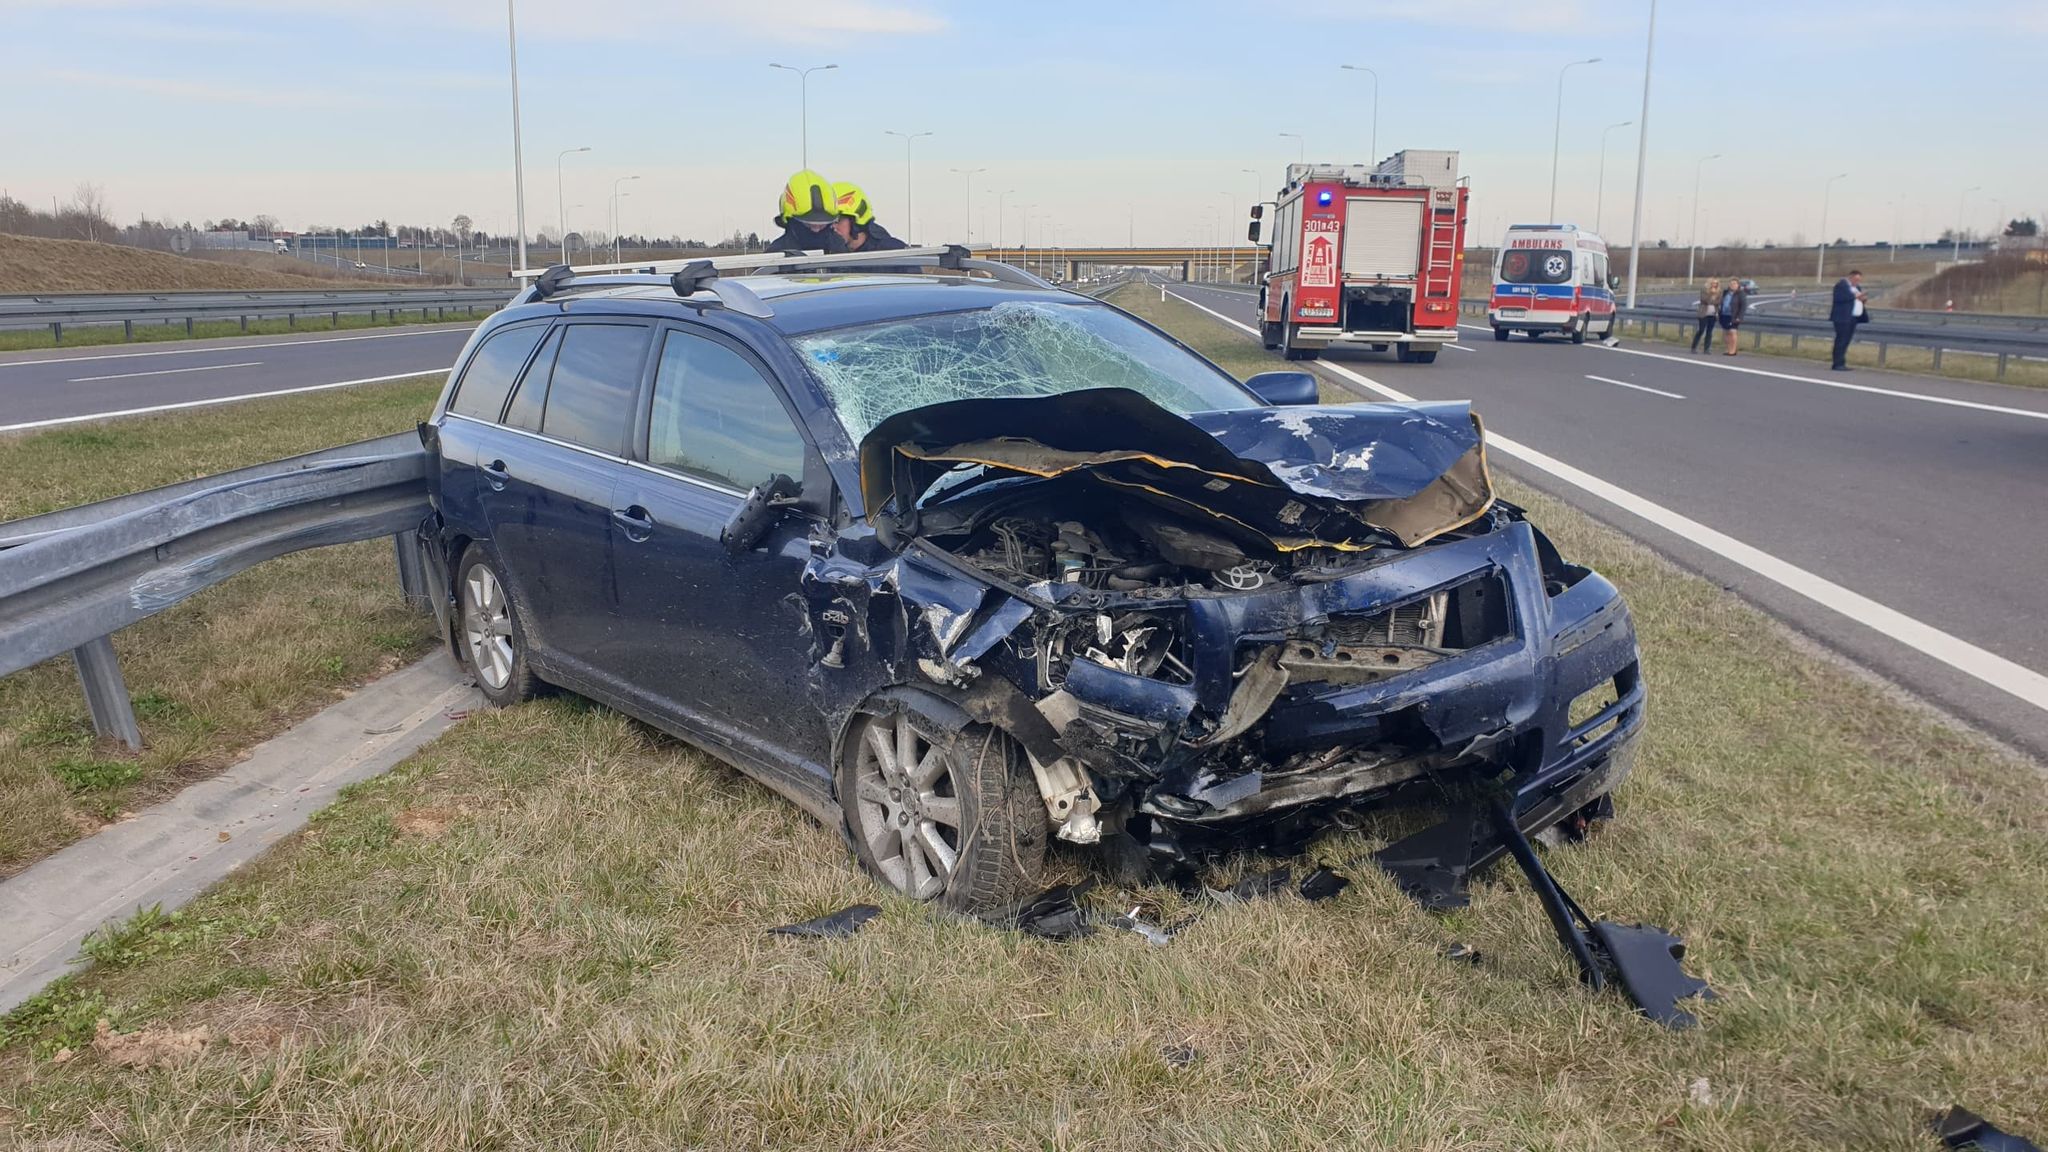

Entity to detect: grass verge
[1,294,2045,1147]
[0,376,445,876]
[0,306,494,354]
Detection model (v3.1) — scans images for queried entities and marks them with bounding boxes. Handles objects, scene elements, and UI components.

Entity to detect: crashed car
[418,247,1644,914]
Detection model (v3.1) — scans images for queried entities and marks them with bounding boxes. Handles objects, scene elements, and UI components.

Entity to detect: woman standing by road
[1692,277,1720,353]
[1719,276,1747,356]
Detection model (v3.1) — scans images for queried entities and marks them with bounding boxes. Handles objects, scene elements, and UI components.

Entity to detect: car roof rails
[515,244,1054,287]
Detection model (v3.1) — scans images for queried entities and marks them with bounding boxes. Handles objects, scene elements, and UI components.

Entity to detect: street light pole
[1954,186,1981,262]
[1278,132,1305,167]
[1595,119,1632,236]
[1816,172,1847,284]
[997,189,1015,262]
[1339,65,1379,162]
[951,167,986,244]
[556,146,589,263]
[504,0,529,273]
[1687,153,1720,285]
[767,63,837,169]
[1548,56,1601,222]
[1624,0,1656,310]
[884,130,933,242]
[611,175,639,263]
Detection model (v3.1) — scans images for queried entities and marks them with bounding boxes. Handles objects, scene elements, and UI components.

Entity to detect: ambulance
[1487,224,1617,342]
[1248,150,1468,364]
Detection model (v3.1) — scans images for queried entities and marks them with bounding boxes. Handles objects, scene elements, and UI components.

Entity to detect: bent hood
[856,388,1494,549]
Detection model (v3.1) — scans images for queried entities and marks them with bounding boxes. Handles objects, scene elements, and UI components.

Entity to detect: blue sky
[2,0,2041,248]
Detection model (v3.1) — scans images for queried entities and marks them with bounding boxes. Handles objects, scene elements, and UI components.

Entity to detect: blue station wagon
[416,247,1644,916]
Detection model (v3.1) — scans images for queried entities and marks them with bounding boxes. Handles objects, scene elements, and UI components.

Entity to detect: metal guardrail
[0,436,435,747]
[1460,301,2047,378]
[0,288,511,343]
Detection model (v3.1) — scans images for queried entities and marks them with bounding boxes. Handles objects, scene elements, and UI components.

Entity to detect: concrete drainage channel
[0,652,477,1013]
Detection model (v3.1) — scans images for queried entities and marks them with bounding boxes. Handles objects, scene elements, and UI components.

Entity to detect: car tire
[1571,314,1588,344]
[1493,326,1510,342]
[838,694,1047,914]
[456,544,539,708]
[1410,350,1438,364]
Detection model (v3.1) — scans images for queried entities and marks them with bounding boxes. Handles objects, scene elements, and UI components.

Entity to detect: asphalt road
[0,324,472,431]
[1159,277,2048,760]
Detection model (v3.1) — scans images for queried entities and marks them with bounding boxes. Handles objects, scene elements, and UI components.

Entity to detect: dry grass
[0,376,446,875]
[0,234,389,293]
[0,290,2042,1148]
[1610,314,2048,390]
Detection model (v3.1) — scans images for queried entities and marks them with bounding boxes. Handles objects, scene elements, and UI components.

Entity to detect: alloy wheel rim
[852,712,963,901]
[461,567,515,691]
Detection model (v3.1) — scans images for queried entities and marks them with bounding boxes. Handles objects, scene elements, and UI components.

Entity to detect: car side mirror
[1244,370,1319,406]
[1246,221,1262,243]
[1608,274,1621,290]
[721,473,803,555]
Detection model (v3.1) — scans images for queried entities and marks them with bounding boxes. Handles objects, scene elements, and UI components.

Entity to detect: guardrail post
[393,533,432,612]
[72,637,143,750]
[240,315,248,332]
[1750,329,1761,351]
[1997,352,2009,380]
[123,319,133,341]
[1933,347,1944,370]
[288,313,296,329]
[50,322,62,345]
[1878,342,1888,367]
[1790,333,1800,351]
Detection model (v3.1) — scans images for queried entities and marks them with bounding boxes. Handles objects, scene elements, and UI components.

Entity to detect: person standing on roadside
[1719,275,1747,355]
[1692,276,1720,353]
[1829,269,1867,370]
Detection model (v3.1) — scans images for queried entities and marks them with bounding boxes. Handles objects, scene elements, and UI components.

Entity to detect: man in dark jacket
[1829,269,1866,370]
[766,170,850,254]
[832,182,908,251]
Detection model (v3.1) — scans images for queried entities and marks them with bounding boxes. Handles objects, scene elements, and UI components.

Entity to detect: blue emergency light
[1317,190,1332,206]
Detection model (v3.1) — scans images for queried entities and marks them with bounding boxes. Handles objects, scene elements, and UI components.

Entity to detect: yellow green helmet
[777,170,836,225]
[832,181,874,226]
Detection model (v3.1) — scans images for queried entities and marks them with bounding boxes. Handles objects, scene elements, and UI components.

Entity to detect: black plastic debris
[1160,1041,1198,1068]
[1445,942,1482,965]
[1009,880,1097,941]
[1226,865,1294,902]
[1111,906,1201,946]
[1934,1107,2045,1152]
[768,904,882,939]
[1299,865,1352,902]
[1488,802,1714,1029]
[1374,806,1482,910]
[1589,922,1716,1029]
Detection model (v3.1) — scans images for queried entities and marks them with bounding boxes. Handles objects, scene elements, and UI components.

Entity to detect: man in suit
[1829,269,1866,370]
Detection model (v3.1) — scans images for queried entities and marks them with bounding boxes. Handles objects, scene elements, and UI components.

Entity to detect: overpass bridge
[967,246,1260,283]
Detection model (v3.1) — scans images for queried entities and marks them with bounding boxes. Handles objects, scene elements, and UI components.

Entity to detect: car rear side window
[646,329,806,491]
[538,324,649,456]
[501,326,562,432]
[448,323,546,421]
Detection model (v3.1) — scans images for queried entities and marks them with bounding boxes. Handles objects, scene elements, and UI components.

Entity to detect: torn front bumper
[1087,521,1644,831]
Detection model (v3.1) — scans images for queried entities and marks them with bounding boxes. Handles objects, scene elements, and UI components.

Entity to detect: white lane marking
[1161,287,2048,716]
[0,371,443,434]
[68,360,263,383]
[1445,343,1476,352]
[1584,373,1684,399]
[0,323,475,369]
[1601,344,2048,421]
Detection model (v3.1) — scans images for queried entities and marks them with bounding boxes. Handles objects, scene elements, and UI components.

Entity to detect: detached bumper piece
[1935,1107,2045,1152]
[1373,802,1713,1029]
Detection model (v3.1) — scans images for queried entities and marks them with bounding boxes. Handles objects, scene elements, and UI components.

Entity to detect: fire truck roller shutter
[1341,198,1424,279]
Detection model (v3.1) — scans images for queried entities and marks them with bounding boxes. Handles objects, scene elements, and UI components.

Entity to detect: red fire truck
[1249,150,1468,364]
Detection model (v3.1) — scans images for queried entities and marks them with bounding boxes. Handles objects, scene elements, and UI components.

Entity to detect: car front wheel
[457,545,539,707]
[838,695,1046,913]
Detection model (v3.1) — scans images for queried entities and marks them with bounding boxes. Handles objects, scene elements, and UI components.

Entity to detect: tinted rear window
[448,323,545,421]
[541,324,650,456]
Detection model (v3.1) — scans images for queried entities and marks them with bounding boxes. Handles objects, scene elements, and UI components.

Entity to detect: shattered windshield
[792,300,1258,442]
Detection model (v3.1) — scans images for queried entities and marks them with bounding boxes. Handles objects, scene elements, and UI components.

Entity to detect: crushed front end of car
[798,387,1644,874]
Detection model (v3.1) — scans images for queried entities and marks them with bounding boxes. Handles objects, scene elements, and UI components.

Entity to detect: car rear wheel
[457,545,538,707]
[1571,314,1589,344]
[838,697,1046,913]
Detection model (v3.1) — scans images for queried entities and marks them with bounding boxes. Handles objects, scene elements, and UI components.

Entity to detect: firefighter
[766,170,849,254]
[832,181,907,251]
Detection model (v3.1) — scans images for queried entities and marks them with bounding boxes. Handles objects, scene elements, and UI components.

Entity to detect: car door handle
[481,459,509,491]
[611,505,655,541]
